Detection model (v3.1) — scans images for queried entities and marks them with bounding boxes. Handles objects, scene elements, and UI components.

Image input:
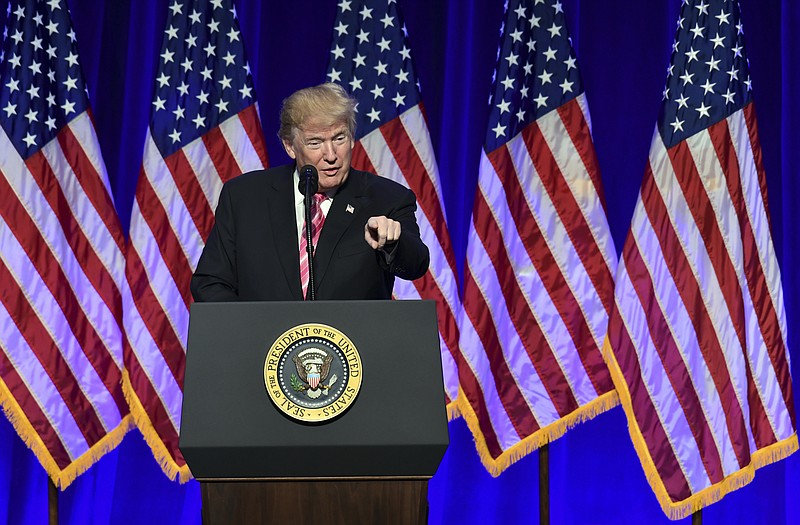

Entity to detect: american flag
[458,0,618,474]
[604,0,797,518]
[123,0,267,481]
[326,0,462,416]
[0,0,130,488]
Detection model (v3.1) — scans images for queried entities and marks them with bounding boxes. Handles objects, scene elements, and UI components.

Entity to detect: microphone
[299,165,319,300]
[298,164,319,196]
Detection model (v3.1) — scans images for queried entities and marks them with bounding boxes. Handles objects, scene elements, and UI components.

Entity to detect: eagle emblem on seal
[291,347,338,399]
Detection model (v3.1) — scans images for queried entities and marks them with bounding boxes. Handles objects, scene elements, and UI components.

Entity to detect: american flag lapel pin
[346,204,354,214]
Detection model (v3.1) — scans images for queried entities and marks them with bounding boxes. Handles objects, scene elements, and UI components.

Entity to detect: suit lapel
[314,170,370,289]
[268,165,304,300]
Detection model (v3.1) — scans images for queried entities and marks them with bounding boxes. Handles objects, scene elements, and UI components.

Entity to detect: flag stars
[374,61,388,75]
[392,92,405,107]
[680,71,694,85]
[200,66,213,80]
[506,52,519,67]
[695,102,711,118]
[357,29,369,44]
[227,27,239,42]
[349,76,362,91]
[157,72,170,87]
[3,101,16,117]
[510,29,523,43]
[189,10,202,24]
[192,114,205,128]
[395,69,409,84]
[215,98,229,113]
[332,44,345,59]
[722,88,735,104]
[689,23,704,39]
[23,132,37,147]
[61,99,75,115]
[727,67,739,81]
[501,76,515,90]
[492,122,506,138]
[169,1,182,15]
[360,5,373,19]
[25,108,38,124]
[187,34,198,48]
[695,1,709,15]
[169,129,181,143]
[29,61,43,75]
[399,46,411,60]
[153,96,166,110]
[377,37,391,52]
[328,69,341,82]
[5,78,19,93]
[513,4,526,18]
[675,93,690,109]
[9,54,21,68]
[161,48,175,63]
[339,0,352,11]
[26,85,39,99]
[63,75,77,90]
[534,93,548,108]
[166,25,179,39]
[685,47,699,63]
[197,91,210,104]
[222,51,235,66]
[353,53,366,67]
[370,85,384,99]
[173,106,185,120]
[181,57,193,72]
[732,43,743,58]
[367,107,380,122]
[564,55,576,70]
[560,78,574,94]
[706,56,720,72]
[538,69,552,84]
[543,46,557,61]
[700,78,715,94]
[45,116,56,130]
[547,23,561,38]
[381,13,394,28]
[716,9,730,25]
[208,19,220,33]
[710,33,725,48]
[219,75,232,89]
[670,117,684,133]
[497,99,511,114]
[177,81,189,96]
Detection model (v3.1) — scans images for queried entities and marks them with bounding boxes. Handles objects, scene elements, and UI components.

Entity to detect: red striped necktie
[299,192,328,299]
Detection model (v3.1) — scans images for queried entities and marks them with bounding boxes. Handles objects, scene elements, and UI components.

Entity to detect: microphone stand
[303,170,316,301]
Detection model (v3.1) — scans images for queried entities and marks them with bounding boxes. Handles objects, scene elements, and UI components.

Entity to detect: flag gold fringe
[446,399,462,421]
[121,370,193,483]
[0,377,132,489]
[602,335,799,520]
[456,383,620,477]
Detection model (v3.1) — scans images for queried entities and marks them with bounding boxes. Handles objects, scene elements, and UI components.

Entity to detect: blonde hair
[278,83,357,141]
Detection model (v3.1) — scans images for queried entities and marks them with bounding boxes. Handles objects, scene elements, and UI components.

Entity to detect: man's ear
[282,138,297,160]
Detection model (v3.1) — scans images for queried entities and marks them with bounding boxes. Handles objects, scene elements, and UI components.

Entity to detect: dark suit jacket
[190,164,430,302]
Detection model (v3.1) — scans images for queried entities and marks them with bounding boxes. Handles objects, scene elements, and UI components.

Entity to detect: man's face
[282,119,354,193]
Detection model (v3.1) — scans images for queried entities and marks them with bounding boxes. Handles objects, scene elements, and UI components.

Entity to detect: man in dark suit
[191,83,429,302]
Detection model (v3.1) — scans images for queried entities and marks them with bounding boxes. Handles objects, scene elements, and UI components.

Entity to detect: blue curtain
[1,1,797,523]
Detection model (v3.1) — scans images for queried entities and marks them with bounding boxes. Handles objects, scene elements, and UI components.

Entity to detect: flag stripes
[124,98,267,479]
[460,90,618,474]
[355,108,462,409]
[606,104,797,517]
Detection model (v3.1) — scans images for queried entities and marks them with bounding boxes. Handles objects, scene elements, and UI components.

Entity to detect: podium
[179,300,449,524]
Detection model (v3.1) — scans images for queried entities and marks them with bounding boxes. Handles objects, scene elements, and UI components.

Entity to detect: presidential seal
[263,323,362,423]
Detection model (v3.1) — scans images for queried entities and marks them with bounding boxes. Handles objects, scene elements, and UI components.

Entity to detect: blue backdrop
[1,0,798,523]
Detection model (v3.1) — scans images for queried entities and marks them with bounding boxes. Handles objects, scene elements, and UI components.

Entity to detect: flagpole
[539,444,549,525]
[692,510,702,524]
[48,479,58,525]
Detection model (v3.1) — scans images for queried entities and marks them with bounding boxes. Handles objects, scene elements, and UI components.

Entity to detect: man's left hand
[365,216,401,250]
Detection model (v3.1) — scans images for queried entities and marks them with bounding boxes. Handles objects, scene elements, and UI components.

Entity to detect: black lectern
[179,300,448,524]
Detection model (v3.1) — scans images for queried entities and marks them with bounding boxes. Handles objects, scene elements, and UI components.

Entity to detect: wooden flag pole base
[48,479,58,525]
[540,444,550,525]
